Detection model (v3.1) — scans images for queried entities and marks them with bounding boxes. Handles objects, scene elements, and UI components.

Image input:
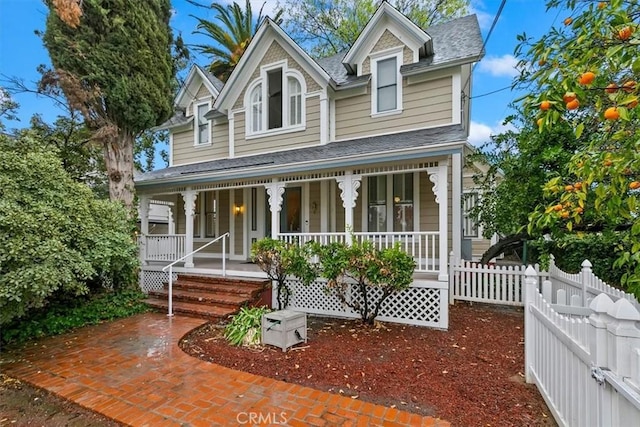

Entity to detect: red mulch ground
[180,302,556,427]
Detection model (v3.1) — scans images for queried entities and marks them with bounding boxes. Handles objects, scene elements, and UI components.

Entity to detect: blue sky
[0,0,566,156]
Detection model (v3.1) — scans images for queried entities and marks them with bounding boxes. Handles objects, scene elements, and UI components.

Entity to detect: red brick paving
[0,313,449,426]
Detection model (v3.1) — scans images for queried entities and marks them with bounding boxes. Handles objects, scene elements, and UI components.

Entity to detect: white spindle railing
[162,232,230,317]
[145,234,186,262]
[279,232,441,273]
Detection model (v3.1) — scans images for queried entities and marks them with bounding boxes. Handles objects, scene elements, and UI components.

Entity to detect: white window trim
[362,172,418,232]
[462,190,482,239]
[370,47,404,117]
[244,60,307,137]
[193,99,212,147]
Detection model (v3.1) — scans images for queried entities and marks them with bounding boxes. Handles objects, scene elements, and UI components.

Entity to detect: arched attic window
[250,84,263,133]
[288,77,302,126]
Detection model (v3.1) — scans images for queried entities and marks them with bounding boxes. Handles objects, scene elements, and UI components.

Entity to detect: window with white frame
[463,192,480,238]
[246,63,305,136]
[195,102,210,145]
[371,49,403,115]
[367,173,415,232]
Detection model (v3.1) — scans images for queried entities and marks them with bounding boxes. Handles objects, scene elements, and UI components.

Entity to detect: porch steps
[144,274,271,322]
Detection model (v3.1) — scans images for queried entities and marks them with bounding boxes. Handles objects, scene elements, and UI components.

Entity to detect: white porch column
[181,189,198,268]
[265,180,285,239]
[429,164,449,282]
[139,195,150,265]
[452,152,462,260]
[320,180,329,232]
[335,171,362,244]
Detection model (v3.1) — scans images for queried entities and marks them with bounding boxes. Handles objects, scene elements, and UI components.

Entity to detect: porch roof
[136,124,466,188]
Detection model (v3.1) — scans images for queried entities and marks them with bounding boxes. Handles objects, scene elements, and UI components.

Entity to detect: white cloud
[477,54,520,78]
[468,120,516,147]
[470,0,494,30]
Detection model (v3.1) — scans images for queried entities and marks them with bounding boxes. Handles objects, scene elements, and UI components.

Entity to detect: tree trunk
[103,131,135,210]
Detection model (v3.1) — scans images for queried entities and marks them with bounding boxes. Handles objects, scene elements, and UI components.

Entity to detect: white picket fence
[522,266,640,427]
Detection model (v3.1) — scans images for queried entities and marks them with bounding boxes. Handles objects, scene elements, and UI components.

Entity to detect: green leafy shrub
[0,133,139,325]
[224,306,271,346]
[1,286,148,345]
[251,238,317,309]
[314,240,416,324]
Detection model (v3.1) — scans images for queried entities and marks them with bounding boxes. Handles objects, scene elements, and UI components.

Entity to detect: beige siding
[308,182,321,232]
[335,76,452,140]
[232,40,323,111]
[233,96,321,157]
[172,121,229,166]
[195,83,211,99]
[362,30,414,74]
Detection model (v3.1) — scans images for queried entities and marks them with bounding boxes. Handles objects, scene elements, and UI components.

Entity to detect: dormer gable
[213,17,333,116]
[342,2,433,77]
[175,64,223,112]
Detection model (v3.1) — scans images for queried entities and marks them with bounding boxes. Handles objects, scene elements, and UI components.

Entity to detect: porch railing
[162,232,230,317]
[279,232,441,273]
[144,234,186,262]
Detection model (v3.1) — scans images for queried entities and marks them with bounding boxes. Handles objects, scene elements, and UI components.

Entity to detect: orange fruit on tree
[538,59,546,66]
[598,2,606,9]
[564,17,573,26]
[622,80,636,93]
[574,207,583,214]
[553,204,563,212]
[565,184,574,192]
[630,181,640,190]
[560,211,570,219]
[603,159,613,167]
[540,100,551,110]
[579,71,596,85]
[618,26,634,41]
[574,182,583,190]
[605,83,618,94]
[566,99,580,110]
[604,106,620,120]
[563,92,577,103]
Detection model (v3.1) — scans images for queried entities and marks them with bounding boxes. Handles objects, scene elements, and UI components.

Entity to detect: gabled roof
[174,65,222,110]
[214,17,333,113]
[136,124,467,186]
[342,2,432,74]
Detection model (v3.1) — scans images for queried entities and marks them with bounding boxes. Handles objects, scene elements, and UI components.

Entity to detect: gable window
[245,62,306,137]
[195,103,210,145]
[288,77,302,126]
[377,57,397,112]
[250,85,262,133]
[371,49,403,116]
[268,69,283,129]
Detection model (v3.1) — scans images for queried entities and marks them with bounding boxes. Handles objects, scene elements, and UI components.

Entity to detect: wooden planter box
[262,310,307,352]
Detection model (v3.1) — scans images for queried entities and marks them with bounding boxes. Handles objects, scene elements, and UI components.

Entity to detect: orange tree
[517,0,640,293]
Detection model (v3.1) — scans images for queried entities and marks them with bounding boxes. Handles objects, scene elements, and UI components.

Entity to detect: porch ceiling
[137,125,466,191]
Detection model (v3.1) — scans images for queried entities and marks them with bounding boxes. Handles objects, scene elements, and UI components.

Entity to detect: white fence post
[607,298,640,379]
[581,260,593,307]
[524,264,538,384]
[589,294,614,368]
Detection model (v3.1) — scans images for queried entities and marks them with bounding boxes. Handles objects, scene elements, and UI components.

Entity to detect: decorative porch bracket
[428,165,449,282]
[181,189,198,268]
[335,171,362,245]
[265,181,285,239]
[138,195,150,265]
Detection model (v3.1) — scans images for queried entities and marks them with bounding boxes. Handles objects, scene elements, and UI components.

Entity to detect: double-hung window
[195,103,210,145]
[371,49,403,116]
[463,192,480,238]
[367,173,415,232]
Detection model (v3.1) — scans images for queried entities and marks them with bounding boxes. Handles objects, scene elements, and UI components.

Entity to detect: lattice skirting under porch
[139,269,177,293]
[284,278,448,329]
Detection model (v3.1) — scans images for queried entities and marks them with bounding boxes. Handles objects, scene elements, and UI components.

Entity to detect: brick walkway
[1,313,449,426]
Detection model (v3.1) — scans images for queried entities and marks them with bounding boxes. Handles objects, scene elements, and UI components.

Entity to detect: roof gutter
[401,54,484,77]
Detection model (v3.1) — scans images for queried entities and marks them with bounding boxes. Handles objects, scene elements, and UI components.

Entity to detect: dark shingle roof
[137,125,466,185]
[196,65,225,92]
[152,110,192,131]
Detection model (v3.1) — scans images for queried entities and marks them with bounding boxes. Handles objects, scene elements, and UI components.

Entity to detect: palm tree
[190,0,283,81]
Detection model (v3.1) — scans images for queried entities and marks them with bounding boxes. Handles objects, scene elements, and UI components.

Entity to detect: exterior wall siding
[172,121,229,166]
[335,76,453,140]
[233,96,321,157]
[232,40,322,111]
